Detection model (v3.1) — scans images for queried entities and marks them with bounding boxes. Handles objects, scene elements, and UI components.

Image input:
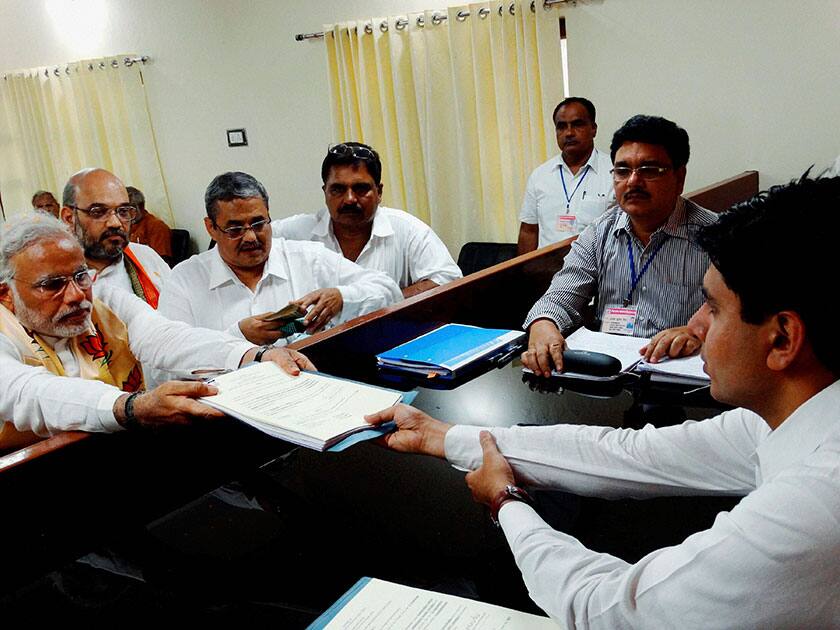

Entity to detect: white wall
[1,0,839,248]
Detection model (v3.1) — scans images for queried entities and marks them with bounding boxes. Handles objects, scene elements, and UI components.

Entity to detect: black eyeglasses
[213,218,271,240]
[71,204,138,222]
[328,143,376,161]
[13,268,93,297]
[611,166,671,181]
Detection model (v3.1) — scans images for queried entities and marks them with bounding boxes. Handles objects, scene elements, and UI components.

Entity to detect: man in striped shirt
[522,115,716,375]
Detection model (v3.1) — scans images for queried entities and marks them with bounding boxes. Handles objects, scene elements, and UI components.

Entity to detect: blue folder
[376,323,525,379]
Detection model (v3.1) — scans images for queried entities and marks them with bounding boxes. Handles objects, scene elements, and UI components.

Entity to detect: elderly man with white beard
[0,213,314,450]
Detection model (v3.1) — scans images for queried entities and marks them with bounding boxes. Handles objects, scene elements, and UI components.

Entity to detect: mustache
[238,241,264,252]
[100,227,128,241]
[55,300,93,323]
[623,188,650,200]
[338,204,363,214]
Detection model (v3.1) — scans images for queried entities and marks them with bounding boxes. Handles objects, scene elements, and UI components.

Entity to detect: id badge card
[556,214,578,233]
[600,304,638,336]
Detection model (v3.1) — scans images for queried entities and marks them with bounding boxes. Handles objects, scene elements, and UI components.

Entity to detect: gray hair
[0,214,76,283]
[126,186,145,207]
[204,171,269,222]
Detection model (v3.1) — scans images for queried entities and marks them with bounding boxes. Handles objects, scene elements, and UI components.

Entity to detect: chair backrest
[170,229,191,266]
[457,242,518,276]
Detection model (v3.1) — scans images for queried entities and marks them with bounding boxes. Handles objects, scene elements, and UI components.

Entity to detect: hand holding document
[200,362,403,451]
[308,577,559,630]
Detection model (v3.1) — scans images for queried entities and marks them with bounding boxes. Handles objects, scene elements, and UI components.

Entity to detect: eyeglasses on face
[213,218,271,240]
[71,204,138,222]
[611,166,671,181]
[328,143,376,161]
[13,268,93,297]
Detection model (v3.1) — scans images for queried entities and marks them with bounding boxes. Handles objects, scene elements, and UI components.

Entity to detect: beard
[11,287,93,339]
[76,223,127,262]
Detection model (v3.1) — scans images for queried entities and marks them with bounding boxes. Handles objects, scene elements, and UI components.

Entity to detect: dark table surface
[1,360,736,624]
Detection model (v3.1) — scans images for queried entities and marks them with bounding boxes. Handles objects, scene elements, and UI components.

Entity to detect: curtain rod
[295,0,570,41]
[3,55,150,81]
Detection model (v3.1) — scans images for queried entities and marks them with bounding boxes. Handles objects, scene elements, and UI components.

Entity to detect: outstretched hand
[365,403,451,458]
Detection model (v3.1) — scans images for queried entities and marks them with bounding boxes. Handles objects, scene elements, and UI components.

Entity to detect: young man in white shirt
[60,168,170,308]
[159,172,401,348]
[0,214,313,448]
[517,97,616,254]
[272,142,462,298]
[368,175,840,628]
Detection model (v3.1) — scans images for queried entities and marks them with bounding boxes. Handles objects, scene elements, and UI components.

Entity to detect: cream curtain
[324,0,564,255]
[0,55,172,224]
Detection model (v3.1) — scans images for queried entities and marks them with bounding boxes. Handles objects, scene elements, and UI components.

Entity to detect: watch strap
[489,484,533,526]
[254,345,273,362]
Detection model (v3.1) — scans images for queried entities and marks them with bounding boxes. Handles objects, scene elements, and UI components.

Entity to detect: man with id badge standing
[522,115,716,375]
[517,97,615,254]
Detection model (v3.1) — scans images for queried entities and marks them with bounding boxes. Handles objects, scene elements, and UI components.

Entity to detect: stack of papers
[200,362,403,451]
[637,353,709,386]
[308,577,559,629]
[376,324,525,379]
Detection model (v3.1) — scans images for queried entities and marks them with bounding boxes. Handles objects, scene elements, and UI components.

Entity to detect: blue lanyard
[625,236,668,306]
[559,164,591,210]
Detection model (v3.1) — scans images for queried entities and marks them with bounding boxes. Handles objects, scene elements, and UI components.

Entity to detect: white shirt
[445,381,840,629]
[92,243,171,296]
[158,237,401,342]
[271,206,462,290]
[0,284,254,437]
[520,148,616,248]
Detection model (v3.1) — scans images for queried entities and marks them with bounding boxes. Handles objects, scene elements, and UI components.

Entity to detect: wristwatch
[489,484,533,526]
[253,345,273,362]
[122,391,142,430]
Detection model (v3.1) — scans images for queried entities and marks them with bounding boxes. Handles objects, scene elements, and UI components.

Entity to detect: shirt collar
[754,379,840,484]
[613,196,690,242]
[206,240,288,290]
[558,148,602,176]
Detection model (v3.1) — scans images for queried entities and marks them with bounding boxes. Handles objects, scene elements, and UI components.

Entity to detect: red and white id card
[600,304,637,336]
[555,214,577,233]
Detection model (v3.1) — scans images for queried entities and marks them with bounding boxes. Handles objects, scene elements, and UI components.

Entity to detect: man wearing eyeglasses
[272,142,461,298]
[518,97,616,254]
[0,213,314,450]
[59,168,170,308]
[157,172,401,349]
[522,115,717,374]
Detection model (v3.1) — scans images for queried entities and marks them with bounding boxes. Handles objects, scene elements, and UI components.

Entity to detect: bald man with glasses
[522,115,717,375]
[60,168,170,308]
[157,171,401,350]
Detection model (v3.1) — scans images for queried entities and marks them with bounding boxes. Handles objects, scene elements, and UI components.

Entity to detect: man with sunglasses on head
[0,213,314,450]
[522,115,717,375]
[272,142,461,298]
[158,172,401,349]
[60,168,170,308]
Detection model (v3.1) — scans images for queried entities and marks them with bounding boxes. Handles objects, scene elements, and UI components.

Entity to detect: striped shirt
[525,198,717,338]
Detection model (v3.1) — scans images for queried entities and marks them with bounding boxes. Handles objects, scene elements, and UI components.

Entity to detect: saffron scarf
[123,246,160,308]
[0,301,144,450]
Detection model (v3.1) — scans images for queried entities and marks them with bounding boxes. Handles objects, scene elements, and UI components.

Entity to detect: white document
[564,327,649,372]
[200,362,402,450]
[311,577,558,630]
[637,353,709,384]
